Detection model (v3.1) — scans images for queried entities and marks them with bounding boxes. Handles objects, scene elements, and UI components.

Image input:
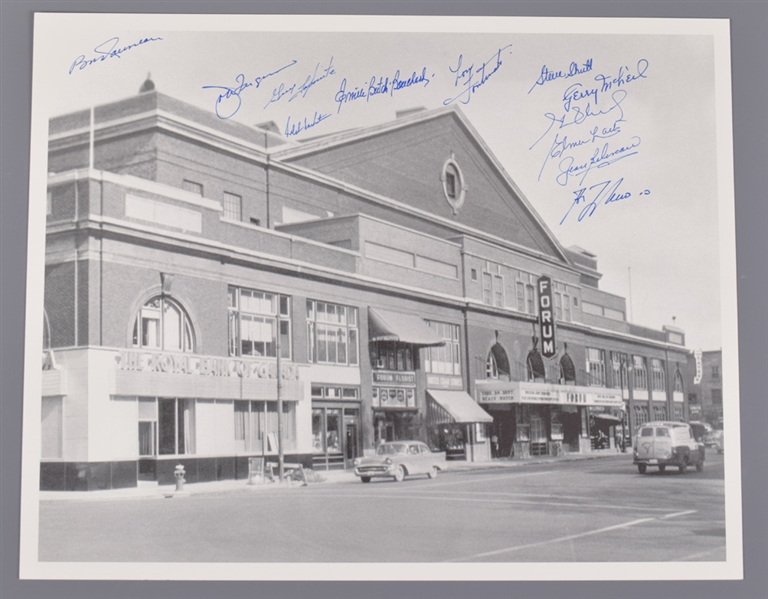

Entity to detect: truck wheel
[679,460,688,474]
[393,465,405,482]
[637,464,647,474]
[659,465,666,473]
[696,461,704,472]
[361,477,371,483]
[428,466,438,479]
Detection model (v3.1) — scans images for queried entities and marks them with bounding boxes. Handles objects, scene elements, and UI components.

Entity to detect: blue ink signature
[334,68,431,114]
[555,136,641,187]
[69,36,163,74]
[443,44,513,106]
[263,58,336,109]
[536,122,623,182]
[530,90,630,151]
[560,178,650,225]
[284,111,332,137]
[528,59,593,94]
[202,61,298,119]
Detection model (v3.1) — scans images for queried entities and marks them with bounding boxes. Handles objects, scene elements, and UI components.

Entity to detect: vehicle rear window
[656,428,670,437]
[640,428,654,437]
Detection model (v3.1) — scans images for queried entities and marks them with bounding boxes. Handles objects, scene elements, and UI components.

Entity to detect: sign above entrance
[476,381,623,407]
[373,371,416,386]
[537,276,556,358]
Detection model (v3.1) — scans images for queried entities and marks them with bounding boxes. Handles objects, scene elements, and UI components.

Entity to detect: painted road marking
[450,515,674,562]
[255,489,691,515]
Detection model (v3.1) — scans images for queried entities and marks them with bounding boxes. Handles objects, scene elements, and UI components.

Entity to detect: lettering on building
[116,351,300,380]
[538,276,557,358]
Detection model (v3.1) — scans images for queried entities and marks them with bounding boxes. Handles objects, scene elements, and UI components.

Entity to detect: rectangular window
[158,398,195,456]
[371,341,413,371]
[712,365,720,379]
[610,352,628,389]
[526,284,535,314]
[651,358,666,392]
[493,275,504,307]
[633,356,648,390]
[307,300,359,366]
[586,348,606,387]
[425,321,461,376]
[516,281,525,312]
[182,179,203,196]
[223,192,242,221]
[481,272,492,305]
[234,400,296,453]
[563,294,571,322]
[554,293,562,321]
[228,286,291,359]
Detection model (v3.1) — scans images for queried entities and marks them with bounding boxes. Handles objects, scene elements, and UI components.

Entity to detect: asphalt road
[38,453,726,563]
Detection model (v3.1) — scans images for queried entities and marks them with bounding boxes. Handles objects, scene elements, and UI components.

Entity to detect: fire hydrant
[174,464,186,492]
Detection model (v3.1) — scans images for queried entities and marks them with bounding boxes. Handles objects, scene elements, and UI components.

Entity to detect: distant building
[40,78,692,490]
[687,350,723,427]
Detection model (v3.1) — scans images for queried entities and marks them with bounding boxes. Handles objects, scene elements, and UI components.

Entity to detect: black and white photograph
[19,13,741,581]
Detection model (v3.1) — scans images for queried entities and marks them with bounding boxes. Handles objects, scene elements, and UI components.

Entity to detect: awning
[427,390,493,424]
[368,308,445,347]
[593,413,623,424]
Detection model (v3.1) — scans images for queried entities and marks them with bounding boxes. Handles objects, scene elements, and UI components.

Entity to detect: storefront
[368,307,446,445]
[426,390,493,461]
[476,381,624,457]
[311,384,362,470]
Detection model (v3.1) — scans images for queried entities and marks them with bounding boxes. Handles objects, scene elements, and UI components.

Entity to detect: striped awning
[427,390,493,425]
[368,308,445,347]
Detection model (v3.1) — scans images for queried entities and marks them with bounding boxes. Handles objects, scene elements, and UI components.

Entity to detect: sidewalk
[39,450,629,502]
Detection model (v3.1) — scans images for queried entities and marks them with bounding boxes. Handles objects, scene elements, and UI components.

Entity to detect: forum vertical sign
[537,276,557,358]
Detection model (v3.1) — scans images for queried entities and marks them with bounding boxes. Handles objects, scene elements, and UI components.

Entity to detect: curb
[39,452,628,501]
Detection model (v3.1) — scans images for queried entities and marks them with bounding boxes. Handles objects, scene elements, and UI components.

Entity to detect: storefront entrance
[312,405,362,470]
[373,410,421,445]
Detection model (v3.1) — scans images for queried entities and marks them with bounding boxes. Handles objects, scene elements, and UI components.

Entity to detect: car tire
[428,466,438,479]
[361,476,371,483]
[679,460,688,474]
[637,464,647,474]
[393,465,405,482]
[696,461,704,472]
[659,465,666,473]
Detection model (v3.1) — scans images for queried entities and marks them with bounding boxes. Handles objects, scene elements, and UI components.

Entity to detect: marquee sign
[693,349,703,385]
[537,276,556,358]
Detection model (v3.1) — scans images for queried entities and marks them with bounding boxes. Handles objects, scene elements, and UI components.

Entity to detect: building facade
[687,349,723,426]
[40,81,691,490]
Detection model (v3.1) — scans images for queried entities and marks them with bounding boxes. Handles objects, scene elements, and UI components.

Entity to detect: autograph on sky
[202,61,298,120]
[560,178,650,225]
[69,36,163,75]
[529,58,650,187]
[443,44,514,106]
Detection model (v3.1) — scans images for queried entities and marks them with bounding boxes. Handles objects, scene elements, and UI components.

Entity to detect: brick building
[40,80,692,490]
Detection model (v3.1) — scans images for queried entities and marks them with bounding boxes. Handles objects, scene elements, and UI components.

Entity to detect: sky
[32,17,732,351]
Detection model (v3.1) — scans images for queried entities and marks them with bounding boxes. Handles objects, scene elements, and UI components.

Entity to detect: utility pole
[276,313,284,482]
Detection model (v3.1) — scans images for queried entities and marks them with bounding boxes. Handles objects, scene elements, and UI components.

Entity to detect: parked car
[708,429,724,454]
[353,441,446,483]
[633,421,705,474]
[689,421,714,444]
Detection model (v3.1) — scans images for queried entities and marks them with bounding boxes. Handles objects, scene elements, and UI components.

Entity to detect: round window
[441,155,466,214]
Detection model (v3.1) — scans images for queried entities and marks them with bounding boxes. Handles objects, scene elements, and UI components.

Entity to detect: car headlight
[353,458,360,467]
[385,458,393,465]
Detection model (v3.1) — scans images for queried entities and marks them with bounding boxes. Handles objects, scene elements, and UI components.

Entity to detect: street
[38,453,726,563]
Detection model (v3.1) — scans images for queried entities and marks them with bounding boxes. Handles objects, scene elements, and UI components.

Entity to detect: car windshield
[377,443,408,455]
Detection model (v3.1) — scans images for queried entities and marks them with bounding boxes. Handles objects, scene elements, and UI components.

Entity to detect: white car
[633,421,705,474]
[353,441,446,483]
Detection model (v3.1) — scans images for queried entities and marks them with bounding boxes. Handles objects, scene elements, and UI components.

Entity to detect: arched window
[674,370,684,393]
[486,343,510,381]
[132,296,194,352]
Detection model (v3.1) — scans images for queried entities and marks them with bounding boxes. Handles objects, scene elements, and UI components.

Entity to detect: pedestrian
[491,434,499,458]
